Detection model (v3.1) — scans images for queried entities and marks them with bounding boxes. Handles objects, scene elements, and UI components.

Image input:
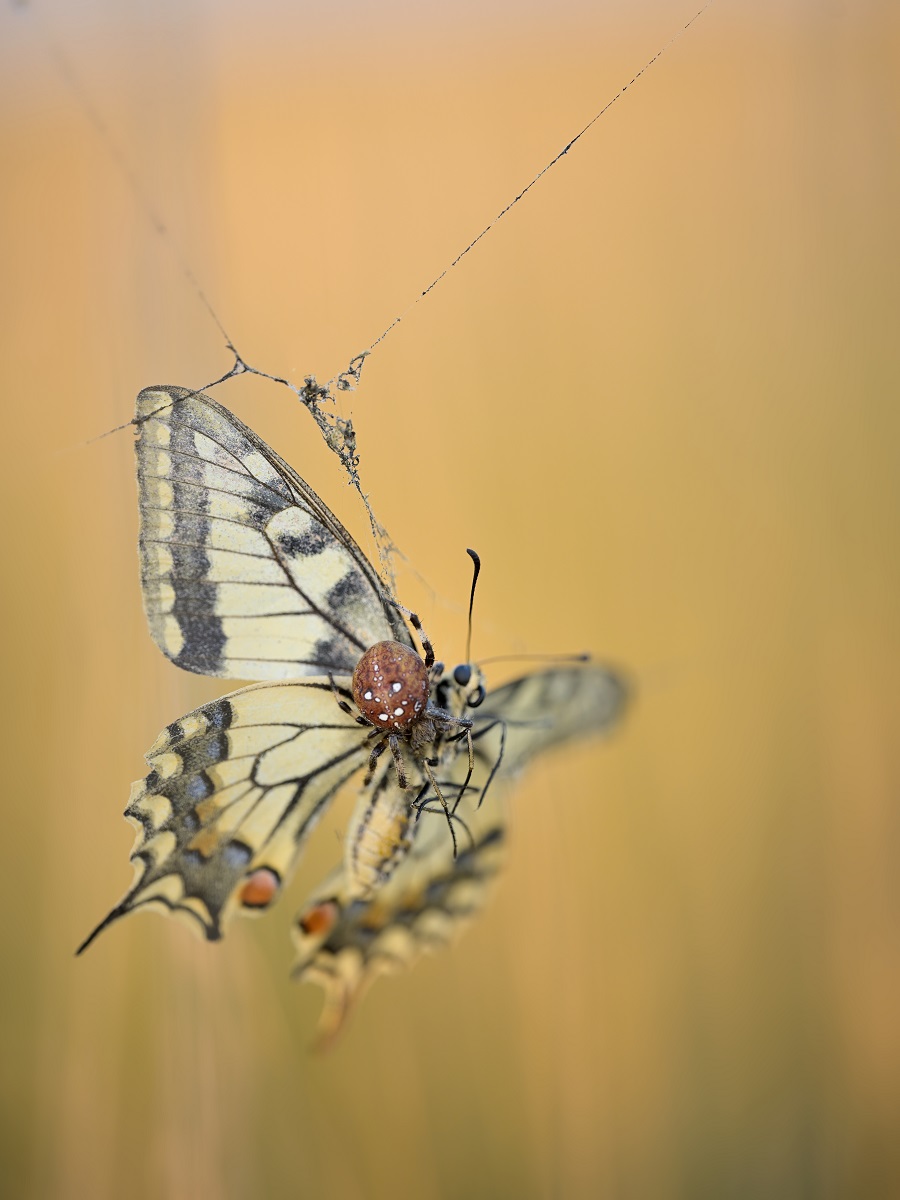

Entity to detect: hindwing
[136,386,411,679]
[78,679,368,952]
[294,780,507,1048]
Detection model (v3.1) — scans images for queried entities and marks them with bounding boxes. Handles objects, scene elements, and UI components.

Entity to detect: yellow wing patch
[135,386,412,679]
[78,679,368,952]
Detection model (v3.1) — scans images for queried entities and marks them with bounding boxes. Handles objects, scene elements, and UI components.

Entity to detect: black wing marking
[136,386,412,679]
[78,679,369,952]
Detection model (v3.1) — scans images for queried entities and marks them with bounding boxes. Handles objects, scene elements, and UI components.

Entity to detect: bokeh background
[2,0,899,1196]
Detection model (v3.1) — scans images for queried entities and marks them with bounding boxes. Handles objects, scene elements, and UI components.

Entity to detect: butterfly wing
[136,386,411,678]
[78,679,369,952]
[293,786,508,1049]
[473,662,629,777]
[292,663,628,1041]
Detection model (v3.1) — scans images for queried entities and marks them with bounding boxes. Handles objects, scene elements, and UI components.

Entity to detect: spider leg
[364,736,389,786]
[408,778,433,816]
[389,598,435,670]
[435,712,473,734]
[327,673,358,718]
[451,726,476,815]
[421,759,458,858]
[407,611,434,670]
[415,803,475,852]
[471,717,508,809]
[387,733,408,789]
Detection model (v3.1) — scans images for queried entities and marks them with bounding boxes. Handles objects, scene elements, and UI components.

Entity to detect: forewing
[78,680,368,952]
[136,386,412,678]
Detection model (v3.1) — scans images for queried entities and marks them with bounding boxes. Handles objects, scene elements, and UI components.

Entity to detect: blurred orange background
[2,1,899,1196]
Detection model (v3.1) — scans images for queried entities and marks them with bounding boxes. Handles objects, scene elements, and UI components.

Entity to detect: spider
[330,555,488,856]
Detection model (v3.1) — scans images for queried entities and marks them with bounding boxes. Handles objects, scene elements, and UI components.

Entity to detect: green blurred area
[1,1,898,1196]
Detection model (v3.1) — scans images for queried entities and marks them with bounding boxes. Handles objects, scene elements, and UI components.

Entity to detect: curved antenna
[465,548,481,664]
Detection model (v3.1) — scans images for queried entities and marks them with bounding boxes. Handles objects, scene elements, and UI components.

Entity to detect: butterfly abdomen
[345,773,415,900]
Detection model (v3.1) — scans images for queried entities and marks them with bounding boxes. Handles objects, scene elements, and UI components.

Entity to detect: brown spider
[330,604,484,857]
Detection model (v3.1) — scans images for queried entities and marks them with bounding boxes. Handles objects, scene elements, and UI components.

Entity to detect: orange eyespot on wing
[298,900,341,938]
[352,640,429,732]
[240,868,281,909]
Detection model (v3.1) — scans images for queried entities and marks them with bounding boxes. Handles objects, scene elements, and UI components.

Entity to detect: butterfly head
[451,661,486,708]
[431,660,487,714]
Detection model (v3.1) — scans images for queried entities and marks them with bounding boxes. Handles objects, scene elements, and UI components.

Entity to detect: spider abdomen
[352,640,429,733]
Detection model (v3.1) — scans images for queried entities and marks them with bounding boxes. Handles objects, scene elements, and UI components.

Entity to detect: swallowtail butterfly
[79,386,627,1029]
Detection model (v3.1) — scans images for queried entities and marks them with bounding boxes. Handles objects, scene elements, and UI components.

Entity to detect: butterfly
[78,386,628,1017]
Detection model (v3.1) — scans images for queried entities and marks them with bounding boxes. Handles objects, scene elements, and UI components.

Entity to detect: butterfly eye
[467,684,486,708]
[453,664,472,686]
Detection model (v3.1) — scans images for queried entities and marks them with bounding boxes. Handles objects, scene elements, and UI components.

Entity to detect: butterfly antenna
[465,548,481,664]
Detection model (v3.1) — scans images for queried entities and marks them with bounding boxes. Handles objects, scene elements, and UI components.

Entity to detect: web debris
[329,0,716,389]
[205,347,400,592]
[24,0,716,595]
[21,3,400,589]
